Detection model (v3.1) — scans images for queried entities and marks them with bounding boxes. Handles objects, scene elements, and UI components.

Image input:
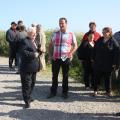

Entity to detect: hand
[34,52,39,58]
[48,56,51,64]
[68,52,73,59]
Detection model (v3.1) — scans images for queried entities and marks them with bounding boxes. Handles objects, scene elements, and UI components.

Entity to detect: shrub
[0,31,9,56]
[0,29,119,93]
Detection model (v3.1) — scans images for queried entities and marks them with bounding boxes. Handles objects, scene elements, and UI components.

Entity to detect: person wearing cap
[35,24,46,70]
[20,27,39,108]
[6,22,19,69]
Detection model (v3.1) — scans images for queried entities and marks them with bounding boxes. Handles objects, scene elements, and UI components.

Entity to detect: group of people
[5,17,120,115]
[77,22,120,116]
[77,22,120,97]
[6,21,46,73]
[6,20,46,108]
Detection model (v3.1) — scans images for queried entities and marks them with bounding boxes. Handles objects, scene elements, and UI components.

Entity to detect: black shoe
[30,98,34,102]
[47,93,56,99]
[62,93,68,99]
[116,112,120,116]
[9,67,14,71]
[16,71,20,74]
[24,103,30,108]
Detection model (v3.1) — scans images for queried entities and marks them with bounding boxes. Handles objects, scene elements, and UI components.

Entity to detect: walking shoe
[30,97,34,102]
[9,67,14,71]
[16,71,20,74]
[24,102,30,109]
[116,112,120,116]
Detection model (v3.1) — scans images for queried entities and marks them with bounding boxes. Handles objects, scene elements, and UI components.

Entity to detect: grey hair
[27,27,36,33]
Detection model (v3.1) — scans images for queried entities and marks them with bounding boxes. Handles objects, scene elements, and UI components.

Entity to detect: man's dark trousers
[50,58,70,95]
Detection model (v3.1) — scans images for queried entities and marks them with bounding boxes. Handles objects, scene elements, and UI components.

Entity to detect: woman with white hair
[20,27,39,108]
[36,24,46,70]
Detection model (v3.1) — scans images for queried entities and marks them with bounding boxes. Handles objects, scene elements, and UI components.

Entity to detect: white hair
[27,27,36,33]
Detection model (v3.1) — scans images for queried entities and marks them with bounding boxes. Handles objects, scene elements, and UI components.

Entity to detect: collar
[60,30,69,34]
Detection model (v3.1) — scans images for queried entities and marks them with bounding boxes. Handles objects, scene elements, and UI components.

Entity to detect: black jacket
[20,37,39,73]
[93,37,120,72]
[77,40,94,62]
[6,28,19,48]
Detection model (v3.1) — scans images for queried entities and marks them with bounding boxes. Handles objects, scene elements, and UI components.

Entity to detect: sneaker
[47,93,56,99]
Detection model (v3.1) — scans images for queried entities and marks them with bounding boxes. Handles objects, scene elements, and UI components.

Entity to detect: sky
[0,0,120,34]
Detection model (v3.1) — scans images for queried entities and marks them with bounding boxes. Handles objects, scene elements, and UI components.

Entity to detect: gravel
[0,57,120,120]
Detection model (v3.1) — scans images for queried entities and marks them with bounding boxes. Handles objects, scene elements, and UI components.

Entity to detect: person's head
[59,17,67,32]
[36,24,42,33]
[102,27,112,39]
[27,27,36,41]
[89,22,96,32]
[11,22,17,30]
[31,23,37,27]
[19,25,26,32]
[87,31,94,41]
[17,20,23,26]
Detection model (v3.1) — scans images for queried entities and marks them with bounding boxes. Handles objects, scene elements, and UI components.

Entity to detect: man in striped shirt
[48,17,77,99]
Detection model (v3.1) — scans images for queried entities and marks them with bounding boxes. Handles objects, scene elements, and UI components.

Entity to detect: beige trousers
[40,53,46,70]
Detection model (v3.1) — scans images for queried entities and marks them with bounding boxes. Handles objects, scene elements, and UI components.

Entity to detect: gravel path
[0,57,120,120]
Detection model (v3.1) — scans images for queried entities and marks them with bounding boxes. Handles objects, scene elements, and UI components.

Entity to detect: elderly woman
[20,27,39,108]
[93,27,119,96]
[35,24,46,70]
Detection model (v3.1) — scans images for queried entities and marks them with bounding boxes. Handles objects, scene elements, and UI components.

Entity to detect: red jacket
[82,31,101,42]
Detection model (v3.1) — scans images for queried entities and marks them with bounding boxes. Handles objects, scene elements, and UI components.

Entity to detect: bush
[0,29,119,93]
[69,32,83,82]
[0,31,9,56]
[45,29,54,62]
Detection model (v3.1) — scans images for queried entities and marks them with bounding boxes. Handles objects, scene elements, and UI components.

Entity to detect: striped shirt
[51,30,77,59]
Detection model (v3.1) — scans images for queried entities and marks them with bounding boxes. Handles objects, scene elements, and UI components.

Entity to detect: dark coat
[77,40,94,62]
[20,37,39,73]
[93,37,120,72]
[6,28,19,48]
